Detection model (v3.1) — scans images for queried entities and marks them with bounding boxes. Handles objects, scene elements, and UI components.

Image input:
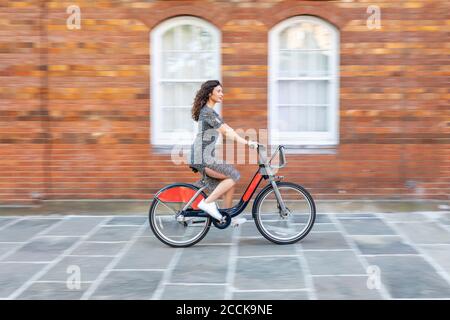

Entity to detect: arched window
[269,16,339,146]
[151,16,221,145]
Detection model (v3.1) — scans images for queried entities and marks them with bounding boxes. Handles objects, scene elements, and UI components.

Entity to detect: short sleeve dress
[188,105,241,193]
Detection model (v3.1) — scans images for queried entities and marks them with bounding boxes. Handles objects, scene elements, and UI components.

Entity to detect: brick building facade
[1,0,449,204]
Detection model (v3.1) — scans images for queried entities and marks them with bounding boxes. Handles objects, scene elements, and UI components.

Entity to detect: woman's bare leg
[222,185,235,208]
[202,168,235,204]
[205,178,235,203]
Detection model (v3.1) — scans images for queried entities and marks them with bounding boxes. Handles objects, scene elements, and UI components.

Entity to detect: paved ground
[0,211,449,300]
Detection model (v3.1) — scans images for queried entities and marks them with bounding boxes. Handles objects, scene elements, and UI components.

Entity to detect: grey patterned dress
[188,105,240,193]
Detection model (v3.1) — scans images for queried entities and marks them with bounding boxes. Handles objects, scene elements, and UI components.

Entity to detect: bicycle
[149,144,316,247]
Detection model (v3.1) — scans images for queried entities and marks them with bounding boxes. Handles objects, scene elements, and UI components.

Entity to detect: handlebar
[256,143,287,169]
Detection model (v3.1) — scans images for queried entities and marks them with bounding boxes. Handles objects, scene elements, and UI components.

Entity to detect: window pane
[278,106,308,132]
[161,82,200,107]
[314,106,327,131]
[162,29,175,51]
[280,22,331,50]
[154,18,220,144]
[278,20,332,77]
[278,80,328,105]
[162,51,216,79]
[162,107,192,132]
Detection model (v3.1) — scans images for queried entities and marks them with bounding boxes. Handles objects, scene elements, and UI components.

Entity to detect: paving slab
[162,284,226,300]
[339,219,396,235]
[43,217,105,236]
[39,256,113,282]
[238,237,297,256]
[394,222,450,244]
[89,270,163,299]
[300,232,350,250]
[232,290,309,300]
[234,256,306,290]
[351,235,418,255]
[312,275,383,300]
[104,216,148,226]
[71,241,126,256]
[418,244,450,275]
[303,251,366,275]
[0,219,62,242]
[366,256,450,298]
[3,237,79,262]
[0,263,44,298]
[115,237,176,270]
[171,246,230,284]
[86,226,141,242]
[18,282,90,300]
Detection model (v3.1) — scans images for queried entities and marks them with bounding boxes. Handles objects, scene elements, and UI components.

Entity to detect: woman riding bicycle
[188,80,258,226]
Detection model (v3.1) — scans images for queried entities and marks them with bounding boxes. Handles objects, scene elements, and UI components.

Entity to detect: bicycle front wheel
[149,183,211,248]
[253,182,316,244]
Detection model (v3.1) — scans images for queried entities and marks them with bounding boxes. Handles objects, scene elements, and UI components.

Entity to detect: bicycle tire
[149,183,211,248]
[252,181,316,244]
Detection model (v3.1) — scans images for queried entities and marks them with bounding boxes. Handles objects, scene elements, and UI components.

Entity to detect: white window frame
[268,15,339,146]
[151,16,221,145]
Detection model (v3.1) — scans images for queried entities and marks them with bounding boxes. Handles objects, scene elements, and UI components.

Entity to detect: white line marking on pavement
[0,261,51,264]
[0,217,25,231]
[151,247,184,300]
[310,231,341,233]
[7,216,112,300]
[0,242,26,244]
[0,217,67,262]
[376,212,450,288]
[66,255,116,258]
[311,274,368,277]
[166,282,227,286]
[237,254,299,259]
[295,243,317,300]
[197,243,233,246]
[81,223,148,300]
[224,227,240,300]
[33,281,94,284]
[360,254,422,257]
[233,288,310,293]
[302,249,354,252]
[84,241,128,244]
[38,235,81,238]
[101,225,144,228]
[329,214,392,300]
[112,269,165,272]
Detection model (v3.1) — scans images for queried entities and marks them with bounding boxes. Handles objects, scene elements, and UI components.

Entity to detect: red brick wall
[1,0,449,204]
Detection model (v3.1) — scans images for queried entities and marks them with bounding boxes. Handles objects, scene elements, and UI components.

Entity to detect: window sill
[276,144,338,155]
[152,144,191,155]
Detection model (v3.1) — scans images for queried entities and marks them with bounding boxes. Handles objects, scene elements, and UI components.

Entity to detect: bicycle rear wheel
[149,183,211,247]
[253,182,316,244]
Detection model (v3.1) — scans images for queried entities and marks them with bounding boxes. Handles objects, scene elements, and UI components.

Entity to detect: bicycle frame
[181,145,288,219]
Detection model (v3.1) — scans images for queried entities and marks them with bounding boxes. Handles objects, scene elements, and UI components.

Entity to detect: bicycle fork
[269,179,289,217]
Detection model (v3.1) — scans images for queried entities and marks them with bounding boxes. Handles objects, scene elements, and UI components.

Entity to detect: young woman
[189,80,258,226]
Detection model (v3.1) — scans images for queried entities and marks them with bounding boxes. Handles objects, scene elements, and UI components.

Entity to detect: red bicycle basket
[156,186,204,210]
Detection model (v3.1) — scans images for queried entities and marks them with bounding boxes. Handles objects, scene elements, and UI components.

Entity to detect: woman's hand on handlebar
[247,140,259,149]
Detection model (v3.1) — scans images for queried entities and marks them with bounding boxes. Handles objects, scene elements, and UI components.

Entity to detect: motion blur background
[1,0,448,206]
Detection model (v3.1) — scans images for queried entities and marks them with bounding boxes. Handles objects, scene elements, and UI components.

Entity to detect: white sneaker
[198,199,223,221]
[231,217,247,227]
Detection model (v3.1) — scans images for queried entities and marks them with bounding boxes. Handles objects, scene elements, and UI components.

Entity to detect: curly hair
[192,80,222,121]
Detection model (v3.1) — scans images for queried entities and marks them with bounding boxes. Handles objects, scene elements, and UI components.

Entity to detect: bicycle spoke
[150,185,210,247]
[255,184,315,242]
